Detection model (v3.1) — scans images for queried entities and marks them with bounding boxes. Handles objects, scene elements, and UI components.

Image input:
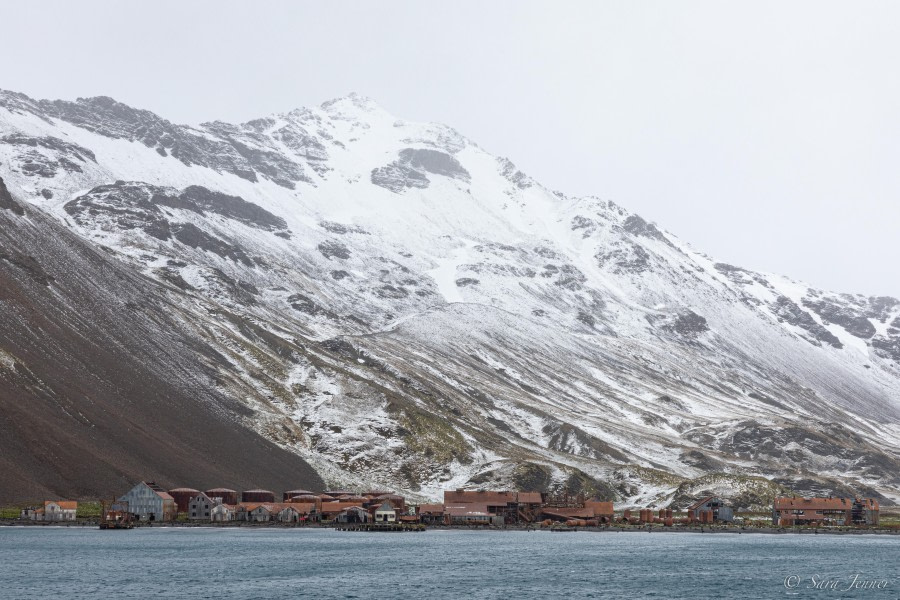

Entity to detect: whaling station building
[772,497,880,526]
[685,496,733,523]
[114,481,177,522]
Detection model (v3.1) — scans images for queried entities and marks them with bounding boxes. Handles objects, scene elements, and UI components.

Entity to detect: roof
[168,488,200,493]
[418,504,444,514]
[773,497,879,511]
[284,489,314,495]
[318,501,365,514]
[517,492,543,504]
[44,500,78,510]
[375,501,396,512]
[686,496,716,511]
[206,488,237,493]
[142,481,174,501]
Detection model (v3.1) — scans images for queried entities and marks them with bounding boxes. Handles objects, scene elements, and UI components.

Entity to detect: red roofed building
[773,497,879,526]
[33,501,77,521]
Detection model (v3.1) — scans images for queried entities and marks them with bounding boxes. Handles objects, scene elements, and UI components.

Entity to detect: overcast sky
[3,1,898,297]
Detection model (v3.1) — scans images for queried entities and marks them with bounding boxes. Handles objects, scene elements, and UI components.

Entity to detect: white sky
[2,1,898,297]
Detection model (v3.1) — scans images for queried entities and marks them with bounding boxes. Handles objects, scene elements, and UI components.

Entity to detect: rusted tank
[283,489,314,502]
[623,509,632,520]
[205,488,238,505]
[664,518,674,527]
[241,489,275,503]
[168,488,200,513]
[289,494,320,503]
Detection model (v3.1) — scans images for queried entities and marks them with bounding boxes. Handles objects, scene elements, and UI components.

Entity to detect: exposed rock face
[371,148,470,192]
[1,89,899,506]
[0,176,24,216]
[667,311,710,336]
[771,296,844,348]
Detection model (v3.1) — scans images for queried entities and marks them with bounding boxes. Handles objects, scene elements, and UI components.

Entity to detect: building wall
[42,503,76,521]
[118,483,174,521]
[188,494,215,520]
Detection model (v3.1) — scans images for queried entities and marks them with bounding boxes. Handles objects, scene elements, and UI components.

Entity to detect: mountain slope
[0,89,898,506]
[0,176,322,503]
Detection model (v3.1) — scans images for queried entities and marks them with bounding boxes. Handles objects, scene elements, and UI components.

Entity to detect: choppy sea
[0,527,897,599]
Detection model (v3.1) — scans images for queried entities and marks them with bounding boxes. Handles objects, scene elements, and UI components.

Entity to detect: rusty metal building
[241,489,275,503]
[168,488,200,513]
[205,488,239,505]
[772,497,879,526]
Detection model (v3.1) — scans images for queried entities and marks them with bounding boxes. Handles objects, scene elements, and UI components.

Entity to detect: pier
[334,523,425,532]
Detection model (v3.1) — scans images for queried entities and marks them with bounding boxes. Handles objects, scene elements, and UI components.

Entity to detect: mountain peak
[320,92,390,119]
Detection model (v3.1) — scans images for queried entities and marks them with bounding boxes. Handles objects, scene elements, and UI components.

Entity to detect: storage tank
[168,488,200,513]
[289,494,320,503]
[242,489,275,503]
[205,488,239,505]
[283,489,314,502]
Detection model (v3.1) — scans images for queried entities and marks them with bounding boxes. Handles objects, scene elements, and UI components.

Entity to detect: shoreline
[2,520,898,536]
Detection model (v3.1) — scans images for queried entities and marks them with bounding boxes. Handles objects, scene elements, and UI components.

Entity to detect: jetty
[334,523,425,532]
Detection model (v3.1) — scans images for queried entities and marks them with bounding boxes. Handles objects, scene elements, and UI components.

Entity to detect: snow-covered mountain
[1,89,898,507]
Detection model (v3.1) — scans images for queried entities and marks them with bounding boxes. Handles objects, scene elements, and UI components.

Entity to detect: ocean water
[0,527,897,599]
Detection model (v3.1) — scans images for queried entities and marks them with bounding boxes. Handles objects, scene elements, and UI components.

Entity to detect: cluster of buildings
[18,482,884,530]
[20,500,78,522]
[112,481,410,524]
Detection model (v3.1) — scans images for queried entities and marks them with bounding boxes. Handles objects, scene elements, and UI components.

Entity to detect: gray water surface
[0,527,897,599]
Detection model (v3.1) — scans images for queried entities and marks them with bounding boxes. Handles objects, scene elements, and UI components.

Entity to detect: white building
[210,503,235,522]
[41,500,78,521]
[374,501,397,523]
